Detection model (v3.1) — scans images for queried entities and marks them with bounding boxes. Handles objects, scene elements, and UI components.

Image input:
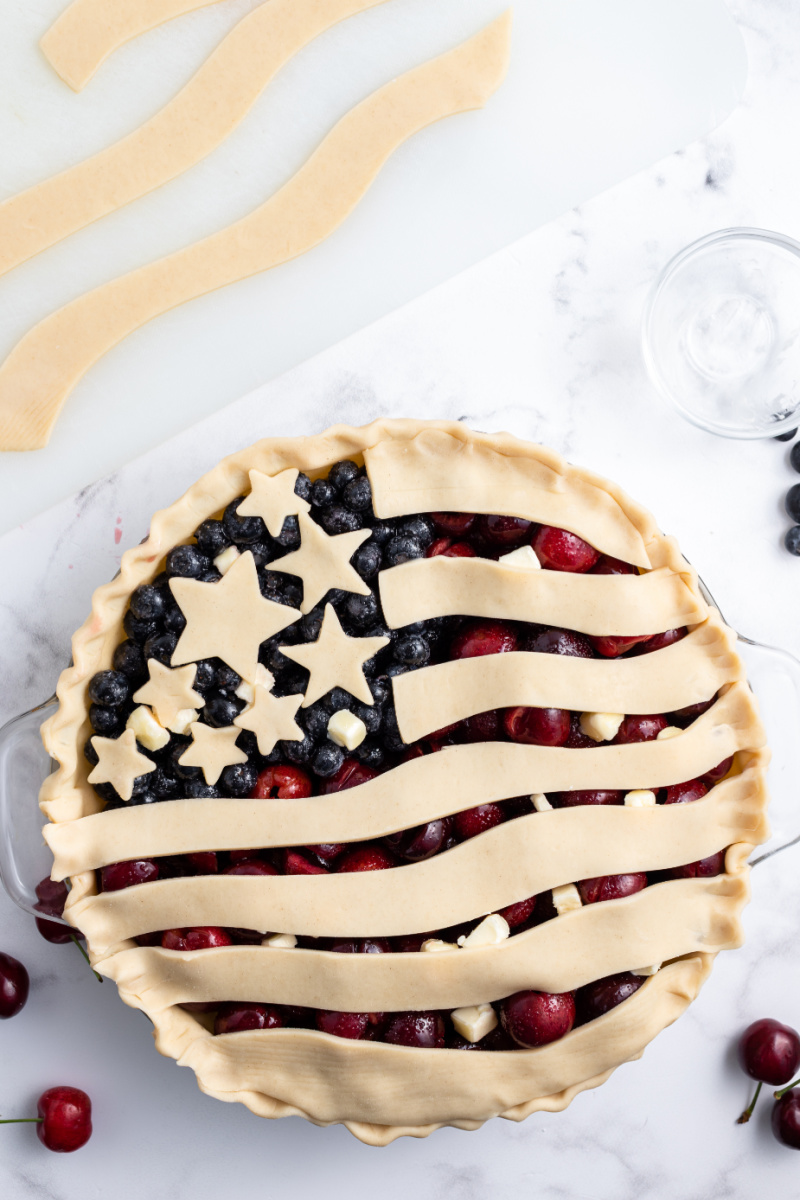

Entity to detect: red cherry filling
[669,698,715,726]
[161,927,232,952]
[384,819,451,862]
[612,714,668,744]
[101,858,159,892]
[500,990,575,1047]
[578,874,648,904]
[575,972,643,1025]
[498,894,537,928]
[322,759,379,793]
[214,1003,283,1035]
[663,779,708,805]
[251,765,312,799]
[450,619,518,660]
[532,525,599,573]
[453,803,506,841]
[223,860,278,876]
[563,714,599,749]
[316,1010,371,1039]
[281,850,328,875]
[305,842,347,863]
[476,514,533,548]
[631,627,687,654]
[702,756,734,785]
[522,626,595,658]
[328,938,391,954]
[503,706,570,746]
[335,843,396,872]
[590,555,636,575]
[461,709,503,741]
[589,634,652,658]
[426,537,476,558]
[552,790,624,808]
[430,512,476,536]
[184,851,218,874]
[383,1011,446,1048]
[663,851,726,880]
[36,1087,92,1153]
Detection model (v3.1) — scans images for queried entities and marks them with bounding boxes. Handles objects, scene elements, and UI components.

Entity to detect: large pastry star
[280,604,389,707]
[170,550,300,682]
[234,682,305,756]
[133,660,204,731]
[88,729,156,802]
[269,512,371,614]
[178,722,248,786]
[236,468,311,538]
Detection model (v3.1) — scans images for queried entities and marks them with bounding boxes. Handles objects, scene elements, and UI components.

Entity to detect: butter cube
[214,545,241,575]
[532,793,552,812]
[632,963,661,977]
[552,883,583,916]
[450,1004,498,1043]
[327,709,367,751]
[420,939,459,954]
[656,726,682,740]
[262,933,298,949]
[579,711,624,742]
[498,545,541,570]
[458,914,510,949]
[171,708,198,735]
[624,789,657,807]
[127,705,169,752]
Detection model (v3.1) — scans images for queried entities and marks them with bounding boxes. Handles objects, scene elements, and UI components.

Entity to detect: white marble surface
[3,0,800,1196]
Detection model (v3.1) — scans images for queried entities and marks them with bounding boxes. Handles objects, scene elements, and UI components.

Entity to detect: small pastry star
[236,468,311,538]
[88,729,156,802]
[280,604,389,707]
[170,550,300,681]
[269,512,371,614]
[178,722,248,786]
[234,682,305,756]
[133,660,204,731]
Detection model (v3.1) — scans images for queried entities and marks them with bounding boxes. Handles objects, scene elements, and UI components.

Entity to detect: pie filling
[78,457,735,1052]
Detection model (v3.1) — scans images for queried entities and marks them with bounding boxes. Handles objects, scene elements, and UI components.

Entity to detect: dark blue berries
[344,592,379,628]
[223,499,267,545]
[129,584,166,623]
[353,541,381,580]
[393,633,430,667]
[786,484,800,524]
[272,517,301,550]
[342,475,372,512]
[166,544,211,578]
[384,535,423,567]
[194,519,230,559]
[320,505,362,535]
[88,670,130,707]
[312,742,344,778]
[113,639,146,680]
[220,763,258,797]
[399,515,434,548]
[294,473,313,503]
[203,696,242,728]
[143,632,177,666]
[786,526,800,556]
[791,442,800,473]
[327,460,360,493]
[89,704,121,736]
[310,478,336,508]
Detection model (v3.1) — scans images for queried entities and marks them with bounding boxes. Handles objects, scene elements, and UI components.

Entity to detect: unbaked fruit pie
[39,420,769,1144]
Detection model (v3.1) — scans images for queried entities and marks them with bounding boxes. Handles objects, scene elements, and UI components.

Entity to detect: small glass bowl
[642,228,800,439]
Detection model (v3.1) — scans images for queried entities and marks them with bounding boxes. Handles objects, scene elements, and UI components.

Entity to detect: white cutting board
[0,0,746,533]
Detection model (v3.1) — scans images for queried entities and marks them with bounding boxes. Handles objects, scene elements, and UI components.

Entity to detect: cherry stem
[737,1080,762,1124]
[774,1078,800,1100]
[0,1118,42,1124]
[70,934,103,983]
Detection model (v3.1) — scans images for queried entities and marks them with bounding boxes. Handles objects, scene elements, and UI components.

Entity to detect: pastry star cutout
[236,468,311,538]
[88,729,156,802]
[170,550,300,682]
[133,660,204,731]
[178,722,248,786]
[234,683,305,756]
[269,512,371,614]
[280,604,389,707]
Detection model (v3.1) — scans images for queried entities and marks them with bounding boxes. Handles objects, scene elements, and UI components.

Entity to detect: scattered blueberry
[88,670,130,708]
[220,763,258,797]
[327,460,360,493]
[312,742,345,778]
[320,505,362,535]
[342,476,372,512]
[83,738,99,766]
[113,640,146,681]
[129,584,166,623]
[203,696,242,728]
[774,427,798,442]
[384,535,423,567]
[89,705,121,736]
[310,479,336,508]
[786,484,800,524]
[143,632,177,666]
[786,526,800,556]
[223,498,267,546]
[791,442,800,473]
[166,544,211,579]
[194,519,230,559]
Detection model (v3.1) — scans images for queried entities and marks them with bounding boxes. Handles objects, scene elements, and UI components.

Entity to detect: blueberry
[197,569,222,584]
[320,505,362,535]
[384,535,423,567]
[354,701,382,735]
[791,443,800,473]
[342,476,372,513]
[144,632,177,666]
[163,605,187,635]
[787,484,800,523]
[223,498,267,545]
[272,516,301,550]
[184,780,221,799]
[301,703,330,741]
[89,705,121,736]
[260,639,294,675]
[281,583,303,610]
[166,544,211,579]
[327,460,360,493]
[355,739,385,769]
[328,687,355,711]
[369,676,390,707]
[775,427,798,442]
[94,782,122,808]
[369,519,396,546]
[123,610,158,644]
[235,730,259,760]
[113,639,147,680]
[128,791,159,807]
[171,741,200,780]
[150,767,180,798]
[259,571,286,604]
[203,695,242,727]
[352,541,382,581]
[193,660,217,693]
[386,662,410,679]
[194,518,230,559]
[295,473,313,503]
[300,607,325,642]
[248,542,272,568]
[88,670,130,707]
[312,742,344,778]
[273,667,308,697]
[344,592,379,628]
[83,738,99,765]
[381,709,405,752]
[283,734,315,764]
[310,478,336,508]
[220,763,257,797]
[214,665,241,694]
[130,770,157,797]
[393,633,430,668]
[129,584,166,623]
[399,515,433,549]
[786,525,800,555]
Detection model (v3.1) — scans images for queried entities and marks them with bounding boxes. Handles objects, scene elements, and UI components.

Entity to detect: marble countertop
[2,0,800,1196]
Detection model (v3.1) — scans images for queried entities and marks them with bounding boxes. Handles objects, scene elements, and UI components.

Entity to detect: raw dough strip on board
[41,0,235,91]
[8,0,389,277]
[0,13,511,452]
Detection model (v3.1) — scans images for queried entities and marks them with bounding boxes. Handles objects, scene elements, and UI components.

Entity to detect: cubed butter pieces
[632,963,661,977]
[552,883,583,916]
[498,545,541,570]
[579,711,624,742]
[532,793,552,812]
[327,709,367,751]
[262,933,298,949]
[458,913,510,949]
[656,725,682,740]
[171,708,198,736]
[126,705,169,751]
[214,545,241,575]
[624,789,657,807]
[420,939,459,954]
[450,1003,498,1043]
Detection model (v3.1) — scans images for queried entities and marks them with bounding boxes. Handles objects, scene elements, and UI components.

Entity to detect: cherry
[426,537,476,558]
[430,512,476,537]
[737,1018,800,1125]
[612,714,668,743]
[772,1091,800,1148]
[223,860,278,876]
[384,819,450,862]
[161,927,232,951]
[589,634,652,658]
[226,928,264,944]
[134,931,163,947]
[663,851,725,880]
[316,1010,370,1039]
[328,938,391,954]
[34,877,68,918]
[590,555,636,575]
[663,779,708,805]
[1,1087,93,1153]
[461,709,503,742]
[532,526,599,573]
[214,1003,283,1035]
[305,842,347,863]
[498,894,537,928]
[669,698,715,727]
[228,848,265,863]
[578,874,647,904]
[0,953,29,1019]
[184,851,218,874]
[522,627,595,658]
[251,764,312,799]
[35,918,75,945]
[101,858,160,892]
[476,514,533,548]
[281,850,328,875]
[630,627,687,655]
[702,756,734,785]
[503,706,571,746]
[575,972,643,1025]
[392,932,436,953]
[552,790,624,808]
[383,1011,445,1048]
[564,714,599,749]
[322,759,379,794]
[450,619,518,660]
[500,990,575,1047]
[335,843,396,872]
[453,803,506,841]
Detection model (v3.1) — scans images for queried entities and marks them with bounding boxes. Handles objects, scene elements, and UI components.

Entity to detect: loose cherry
[426,537,476,558]
[662,852,725,880]
[503,706,571,746]
[251,764,312,799]
[161,927,232,951]
[450,619,518,660]
[430,512,476,536]
[453,803,506,841]
[500,990,575,1047]
[316,1010,370,1039]
[498,894,537,928]
[589,634,652,658]
[476,514,533,548]
[590,555,636,575]
[281,850,328,875]
[1,1087,92,1153]
[101,858,159,892]
[523,626,594,658]
[0,952,29,1019]
[575,973,643,1025]
[335,843,396,872]
[552,790,624,808]
[737,1018,800,1124]
[383,1011,445,1048]
[772,1089,800,1148]
[663,779,708,805]
[612,714,668,744]
[578,874,647,904]
[214,1003,283,1035]
[322,759,379,794]
[532,526,599,573]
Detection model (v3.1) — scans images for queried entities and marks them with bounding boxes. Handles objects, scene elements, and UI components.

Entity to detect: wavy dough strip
[46,689,766,880]
[0,14,511,451]
[379,555,706,634]
[15,1,389,278]
[173,959,704,1128]
[41,0,231,90]
[99,875,746,1011]
[393,616,741,743]
[67,778,768,953]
